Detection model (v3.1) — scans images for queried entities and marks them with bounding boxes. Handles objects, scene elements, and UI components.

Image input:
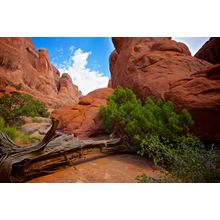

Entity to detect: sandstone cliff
[0,37,81,108]
[109,37,220,141]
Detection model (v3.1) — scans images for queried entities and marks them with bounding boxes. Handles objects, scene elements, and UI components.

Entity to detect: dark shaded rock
[195,37,220,64]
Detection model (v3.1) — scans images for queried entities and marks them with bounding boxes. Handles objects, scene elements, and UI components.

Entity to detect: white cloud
[59,48,109,95]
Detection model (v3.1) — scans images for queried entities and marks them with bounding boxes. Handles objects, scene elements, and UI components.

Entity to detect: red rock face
[0,37,81,108]
[195,37,220,64]
[165,64,220,141]
[110,37,220,141]
[57,73,81,106]
[52,87,113,138]
[110,37,210,101]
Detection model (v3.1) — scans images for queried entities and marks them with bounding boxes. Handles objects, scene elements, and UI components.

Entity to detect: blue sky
[32,37,114,95]
[173,37,209,55]
[32,37,114,77]
[32,37,209,95]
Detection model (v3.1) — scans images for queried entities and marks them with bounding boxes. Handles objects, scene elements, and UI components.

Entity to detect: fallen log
[0,119,128,183]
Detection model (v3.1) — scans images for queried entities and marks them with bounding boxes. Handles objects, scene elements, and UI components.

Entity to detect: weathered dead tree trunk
[0,119,128,183]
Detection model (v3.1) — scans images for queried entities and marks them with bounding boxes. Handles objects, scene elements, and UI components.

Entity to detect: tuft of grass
[0,116,20,140]
[0,116,41,145]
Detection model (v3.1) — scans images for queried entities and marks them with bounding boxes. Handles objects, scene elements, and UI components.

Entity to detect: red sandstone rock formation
[110,37,211,101]
[109,37,220,141]
[52,87,113,138]
[0,37,81,108]
[165,64,220,141]
[195,37,220,64]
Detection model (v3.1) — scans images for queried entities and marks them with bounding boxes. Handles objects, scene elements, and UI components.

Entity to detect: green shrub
[100,86,220,182]
[100,86,193,147]
[0,93,49,126]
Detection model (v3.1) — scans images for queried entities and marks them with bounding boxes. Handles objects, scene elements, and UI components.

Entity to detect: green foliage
[0,116,20,140]
[0,116,40,144]
[100,86,220,182]
[135,173,177,183]
[169,137,220,182]
[137,133,203,166]
[136,142,220,183]
[100,86,193,147]
[0,93,49,126]
[138,133,220,182]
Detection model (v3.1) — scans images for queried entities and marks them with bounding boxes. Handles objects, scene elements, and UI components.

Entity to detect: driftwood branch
[0,119,128,183]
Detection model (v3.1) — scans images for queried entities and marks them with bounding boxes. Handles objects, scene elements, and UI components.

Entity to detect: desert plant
[100,86,193,147]
[100,86,220,182]
[0,116,40,144]
[0,93,49,126]
[0,116,20,140]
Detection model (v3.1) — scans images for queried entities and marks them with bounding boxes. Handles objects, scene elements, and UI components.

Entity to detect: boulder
[78,96,93,105]
[52,87,113,138]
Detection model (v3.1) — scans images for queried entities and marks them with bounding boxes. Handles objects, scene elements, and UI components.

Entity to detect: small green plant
[0,93,49,126]
[100,86,220,182]
[0,116,20,140]
[0,116,40,144]
[135,173,177,183]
